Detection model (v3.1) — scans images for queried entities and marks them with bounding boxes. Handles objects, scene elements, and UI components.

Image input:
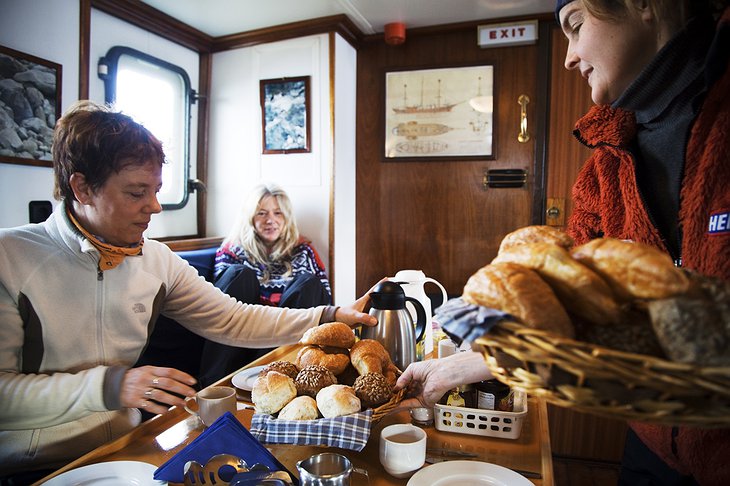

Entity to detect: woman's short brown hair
[52,100,165,201]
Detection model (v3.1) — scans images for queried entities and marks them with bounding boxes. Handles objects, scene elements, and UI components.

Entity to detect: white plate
[231,365,267,391]
[41,460,165,485]
[407,460,533,486]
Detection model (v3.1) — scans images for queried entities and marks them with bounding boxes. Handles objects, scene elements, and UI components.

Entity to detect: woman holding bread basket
[397,0,729,484]
[558,0,729,484]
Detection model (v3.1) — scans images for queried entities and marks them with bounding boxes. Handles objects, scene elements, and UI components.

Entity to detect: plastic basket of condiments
[433,389,527,439]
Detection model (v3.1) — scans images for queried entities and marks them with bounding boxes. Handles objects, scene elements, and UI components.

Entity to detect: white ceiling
[139,0,555,37]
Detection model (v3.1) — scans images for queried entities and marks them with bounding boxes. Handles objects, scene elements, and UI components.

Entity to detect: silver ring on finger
[141,400,149,408]
[152,376,160,386]
[144,388,155,397]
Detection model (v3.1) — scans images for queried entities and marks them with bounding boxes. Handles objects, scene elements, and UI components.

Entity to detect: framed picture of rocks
[0,45,62,167]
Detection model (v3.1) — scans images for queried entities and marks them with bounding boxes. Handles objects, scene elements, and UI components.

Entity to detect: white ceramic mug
[379,423,427,478]
[184,386,237,426]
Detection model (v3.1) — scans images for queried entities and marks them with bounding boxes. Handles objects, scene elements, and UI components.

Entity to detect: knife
[425,448,478,458]
[424,454,542,480]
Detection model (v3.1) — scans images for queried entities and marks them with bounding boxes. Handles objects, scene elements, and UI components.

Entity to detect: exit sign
[478,20,538,48]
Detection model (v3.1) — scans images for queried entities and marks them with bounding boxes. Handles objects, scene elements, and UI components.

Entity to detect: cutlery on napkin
[154,412,294,484]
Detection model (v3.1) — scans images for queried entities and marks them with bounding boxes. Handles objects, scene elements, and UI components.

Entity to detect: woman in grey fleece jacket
[0,101,376,478]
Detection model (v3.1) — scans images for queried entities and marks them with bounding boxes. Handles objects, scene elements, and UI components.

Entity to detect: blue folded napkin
[250,409,373,451]
[436,297,515,346]
[153,412,290,483]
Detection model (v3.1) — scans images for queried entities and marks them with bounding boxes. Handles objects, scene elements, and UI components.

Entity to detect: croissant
[295,345,350,375]
[493,242,621,325]
[349,339,391,376]
[571,238,690,301]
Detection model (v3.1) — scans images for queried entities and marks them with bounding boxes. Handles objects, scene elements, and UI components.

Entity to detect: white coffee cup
[184,386,237,426]
[379,423,427,478]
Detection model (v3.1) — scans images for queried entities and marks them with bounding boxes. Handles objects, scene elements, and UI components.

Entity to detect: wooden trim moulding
[195,51,212,238]
[79,0,92,99]
[163,236,223,252]
[212,14,362,52]
[90,0,214,52]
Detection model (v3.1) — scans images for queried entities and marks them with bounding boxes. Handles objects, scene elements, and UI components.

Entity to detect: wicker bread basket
[372,387,406,422]
[475,321,730,426]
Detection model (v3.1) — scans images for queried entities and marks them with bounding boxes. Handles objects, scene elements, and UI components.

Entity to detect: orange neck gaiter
[67,207,143,271]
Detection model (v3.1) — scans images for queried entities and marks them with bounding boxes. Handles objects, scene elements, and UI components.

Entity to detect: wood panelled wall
[545,27,628,462]
[355,21,548,296]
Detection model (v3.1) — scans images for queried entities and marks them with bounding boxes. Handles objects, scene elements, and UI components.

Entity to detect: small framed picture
[0,45,62,167]
[259,76,311,154]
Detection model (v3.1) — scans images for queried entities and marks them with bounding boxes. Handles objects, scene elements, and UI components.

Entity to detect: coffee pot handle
[423,277,449,308]
[405,296,427,343]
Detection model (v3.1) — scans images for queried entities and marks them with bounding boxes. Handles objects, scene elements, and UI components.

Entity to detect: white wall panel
[0,0,78,228]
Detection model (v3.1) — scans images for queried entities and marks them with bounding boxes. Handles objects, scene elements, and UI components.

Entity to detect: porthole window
[99,46,192,209]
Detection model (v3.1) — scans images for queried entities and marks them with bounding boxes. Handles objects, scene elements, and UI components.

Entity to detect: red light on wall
[384,22,406,45]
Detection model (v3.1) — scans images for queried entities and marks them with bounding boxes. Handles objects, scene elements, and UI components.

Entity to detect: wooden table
[36,345,554,485]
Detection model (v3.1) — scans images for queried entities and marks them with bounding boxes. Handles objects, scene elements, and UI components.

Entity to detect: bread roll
[571,238,690,301]
[350,339,392,376]
[353,372,393,408]
[499,225,574,254]
[462,262,574,338]
[493,242,621,325]
[278,396,319,420]
[295,345,350,375]
[294,364,338,397]
[258,360,299,380]
[316,384,361,418]
[251,371,297,415]
[300,322,356,349]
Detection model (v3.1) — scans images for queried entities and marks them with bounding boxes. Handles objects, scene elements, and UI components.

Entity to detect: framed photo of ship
[384,64,494,161]
[0,45,62,168]
[260,76,311,154]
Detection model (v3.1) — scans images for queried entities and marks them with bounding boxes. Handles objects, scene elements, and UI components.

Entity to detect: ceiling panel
[139,0,554,37]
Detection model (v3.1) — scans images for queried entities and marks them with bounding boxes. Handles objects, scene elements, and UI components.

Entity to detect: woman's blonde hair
[224,183,300,279]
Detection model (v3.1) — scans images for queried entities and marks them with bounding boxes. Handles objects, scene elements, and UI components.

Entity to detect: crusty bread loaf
[499,225,574,254]
[647,272,730,366]
[278,395,319,420]
[571,238,690,301]
[316,384,361,418]
[251,371,297,415]
[493,242,621,325]
[295,345,350,375]
[349,339,392,376]
[462,262,574,338]
[300,322,356,349]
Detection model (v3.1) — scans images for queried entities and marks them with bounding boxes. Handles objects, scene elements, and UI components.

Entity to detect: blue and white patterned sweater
[214,238,331,306]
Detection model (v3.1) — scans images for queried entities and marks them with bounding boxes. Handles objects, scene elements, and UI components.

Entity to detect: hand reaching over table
[333,278,389,329]
[120,365,198,415]
[394,351,493,409]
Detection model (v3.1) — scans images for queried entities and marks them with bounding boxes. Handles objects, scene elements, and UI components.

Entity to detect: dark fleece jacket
[566,8,730,486]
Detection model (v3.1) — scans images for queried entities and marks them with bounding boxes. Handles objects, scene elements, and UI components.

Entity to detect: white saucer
[41,460,165,485]
[407,460,533,486]
[231,365,267,391]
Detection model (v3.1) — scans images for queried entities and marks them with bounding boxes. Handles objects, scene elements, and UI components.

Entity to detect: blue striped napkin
[250,409,373,451]
[436,297,514,345]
